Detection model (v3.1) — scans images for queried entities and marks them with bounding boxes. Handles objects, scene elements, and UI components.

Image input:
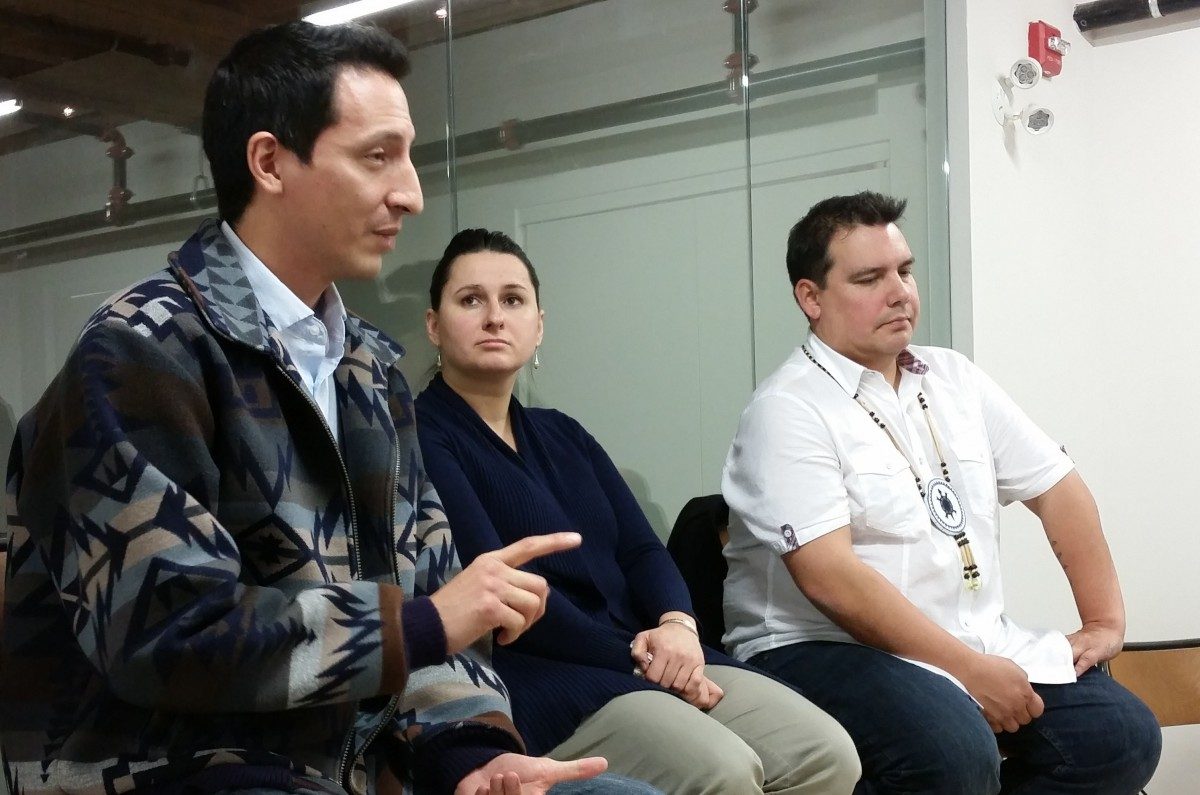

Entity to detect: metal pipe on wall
[409,39,921,162]
[1074,0,1200,31]
[101,128,134,224]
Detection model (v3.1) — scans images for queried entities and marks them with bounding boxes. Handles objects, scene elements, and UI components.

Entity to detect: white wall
[950,2,1200,789]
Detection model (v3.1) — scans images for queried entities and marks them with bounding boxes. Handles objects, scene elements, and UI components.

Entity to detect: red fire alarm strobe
[1029,20,1070,77]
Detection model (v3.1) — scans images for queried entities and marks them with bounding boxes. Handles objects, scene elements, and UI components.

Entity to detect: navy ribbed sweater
[415,374,738,755]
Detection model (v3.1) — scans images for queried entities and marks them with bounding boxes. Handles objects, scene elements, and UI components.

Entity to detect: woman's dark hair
[786,191,907,289]
[429,228,541,309]
[202,21,410,224]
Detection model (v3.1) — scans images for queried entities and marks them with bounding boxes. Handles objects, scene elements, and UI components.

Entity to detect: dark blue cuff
[410,723,523,794]
[402,595,447,669]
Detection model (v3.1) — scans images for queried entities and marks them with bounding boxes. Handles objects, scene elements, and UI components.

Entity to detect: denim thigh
[751,641,1000,795]
[550,773,664,794]
[999,666,1161,794]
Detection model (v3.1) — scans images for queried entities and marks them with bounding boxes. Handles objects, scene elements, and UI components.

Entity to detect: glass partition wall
[0,0,948,538]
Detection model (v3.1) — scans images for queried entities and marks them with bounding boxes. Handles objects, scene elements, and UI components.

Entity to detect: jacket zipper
[271,366,368,787]
[336,444,404,789]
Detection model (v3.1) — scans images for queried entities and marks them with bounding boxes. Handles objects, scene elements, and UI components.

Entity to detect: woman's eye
[461,295,480,306]
[504,295,524,306]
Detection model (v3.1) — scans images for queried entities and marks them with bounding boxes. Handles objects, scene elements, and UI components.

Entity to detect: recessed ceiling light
[0,99,22,117]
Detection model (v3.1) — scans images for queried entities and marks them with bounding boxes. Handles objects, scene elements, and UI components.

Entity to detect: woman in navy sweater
[415,229,859,795]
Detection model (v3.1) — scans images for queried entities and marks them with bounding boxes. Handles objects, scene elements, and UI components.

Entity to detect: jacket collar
[169,219,404,369]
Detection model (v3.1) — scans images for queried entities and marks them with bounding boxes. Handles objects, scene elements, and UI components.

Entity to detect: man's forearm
[1025,471,1125,632]
[783,530,978,680]
[786,529,1045,729]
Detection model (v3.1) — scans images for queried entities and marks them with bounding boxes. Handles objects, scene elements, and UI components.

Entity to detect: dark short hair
[202,21,410,224]
[786,191,908,289]
[429,229,541,309]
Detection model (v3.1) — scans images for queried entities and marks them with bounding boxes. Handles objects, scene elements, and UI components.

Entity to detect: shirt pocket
[951,438,998,519]
[846,448,923,537]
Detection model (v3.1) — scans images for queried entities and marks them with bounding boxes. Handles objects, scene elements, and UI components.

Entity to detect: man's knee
[1071,693,1162,791]
[1122,701,1164,785]
[876,717,1000,795]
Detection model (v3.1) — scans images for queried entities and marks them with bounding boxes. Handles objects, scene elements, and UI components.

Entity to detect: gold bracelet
[659,617,698,637]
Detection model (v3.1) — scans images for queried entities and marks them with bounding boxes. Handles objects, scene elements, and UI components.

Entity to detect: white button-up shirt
[221,222,346,434]
[721,334,1077,685]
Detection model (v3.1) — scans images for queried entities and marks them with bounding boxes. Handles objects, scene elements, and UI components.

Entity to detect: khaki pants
[546,665,860,795]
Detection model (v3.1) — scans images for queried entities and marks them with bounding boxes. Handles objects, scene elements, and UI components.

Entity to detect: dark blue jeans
[751,641,1161,794]
[551,774,664,794]
[212,772,662,795]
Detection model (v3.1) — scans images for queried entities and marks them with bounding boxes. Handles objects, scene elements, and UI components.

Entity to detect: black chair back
[667,494,729,651]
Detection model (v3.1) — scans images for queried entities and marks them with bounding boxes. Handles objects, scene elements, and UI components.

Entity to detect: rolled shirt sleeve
[723,392,851,555]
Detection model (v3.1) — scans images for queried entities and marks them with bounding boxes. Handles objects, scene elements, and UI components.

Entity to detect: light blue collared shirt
[220,222,346,435]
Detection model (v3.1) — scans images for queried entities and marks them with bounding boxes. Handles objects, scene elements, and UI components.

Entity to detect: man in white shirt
[721,192,1160,793]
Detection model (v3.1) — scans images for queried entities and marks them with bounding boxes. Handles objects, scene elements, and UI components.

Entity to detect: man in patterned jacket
[0,20,619,795]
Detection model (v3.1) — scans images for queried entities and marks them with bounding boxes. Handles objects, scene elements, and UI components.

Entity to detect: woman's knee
[704,665,861,793]
[582,691,766,794]
[761,708,861,794]
[683,738,766,795]
[815,724,862,793]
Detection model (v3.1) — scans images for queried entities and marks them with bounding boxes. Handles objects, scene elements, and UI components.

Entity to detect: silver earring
[533,346,541,370]
[436,350,442,369]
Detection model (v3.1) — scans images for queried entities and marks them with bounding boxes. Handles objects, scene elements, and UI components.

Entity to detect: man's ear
[795,279,820,323]
[246,131,286,197]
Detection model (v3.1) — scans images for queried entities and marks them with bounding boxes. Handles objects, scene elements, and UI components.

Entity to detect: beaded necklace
[802,344,981,591]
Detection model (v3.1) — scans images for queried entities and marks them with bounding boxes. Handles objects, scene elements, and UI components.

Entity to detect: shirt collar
[805,332,930,393]
[897,348,929,376]
[220,221,346,353]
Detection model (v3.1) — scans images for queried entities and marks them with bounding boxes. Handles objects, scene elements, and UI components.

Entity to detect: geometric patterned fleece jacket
[1,219,522,795]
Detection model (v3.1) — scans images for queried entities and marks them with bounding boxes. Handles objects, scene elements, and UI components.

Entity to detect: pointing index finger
[492,532,582,568]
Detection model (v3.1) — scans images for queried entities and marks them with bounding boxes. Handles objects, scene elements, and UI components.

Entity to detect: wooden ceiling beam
[2,51,206,130]
[0,0,292,59]
[0,9,191,69]
[0,0,608,155]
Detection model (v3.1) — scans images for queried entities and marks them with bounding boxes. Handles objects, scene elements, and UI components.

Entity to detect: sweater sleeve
[572,419,695,624]
[8,319,409,713]
[418,417,640,673]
